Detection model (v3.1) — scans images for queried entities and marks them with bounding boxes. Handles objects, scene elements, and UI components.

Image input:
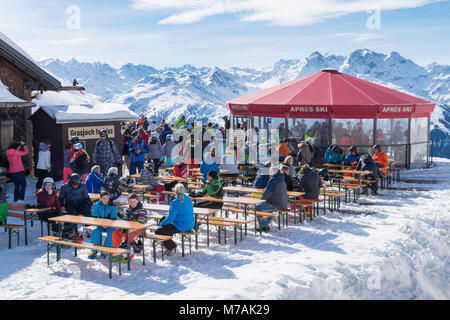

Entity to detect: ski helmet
[319,168,328,177]
[42,177,55,188]
[71,136,80,144]
[350,146,357,152]
[73,143,83,151]
[332,145,341,154]
[99,129,108,137]
[373,144,381,153]
[69,173,81,185]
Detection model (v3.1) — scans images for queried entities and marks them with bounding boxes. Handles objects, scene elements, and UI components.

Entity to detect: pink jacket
[6,146,29,174]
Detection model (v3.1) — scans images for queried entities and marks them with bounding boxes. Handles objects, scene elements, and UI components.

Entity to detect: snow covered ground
[0,159,449,300]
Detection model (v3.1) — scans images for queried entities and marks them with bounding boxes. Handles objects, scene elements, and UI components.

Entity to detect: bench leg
[234,225,237,245]
[119,258,122,275]
[207,217,210,247]
[152,240,156,263]
[47,243,50,266]
[181,235,185,257]
[8,228,11,249]
[24,214,28,246]
[74,247,77,257]
[189,236,192,254]
[142,235,145,266]
[56,244,61,261]
[224,227,226,245]
[108,254,112,279]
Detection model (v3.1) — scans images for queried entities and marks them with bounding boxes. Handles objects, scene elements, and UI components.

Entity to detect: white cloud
[130,0,445,26]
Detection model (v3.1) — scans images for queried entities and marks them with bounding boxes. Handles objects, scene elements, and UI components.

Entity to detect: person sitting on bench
[297,164,322,201]
[36,177,62,234]
[255,166,288,233]
[59,173,92,241]
[88,191,117,259]
[193,170,224,209]
[325,145,343,165]
[356,154,384,195]
[155,184,195,257]
[112,193,147,258]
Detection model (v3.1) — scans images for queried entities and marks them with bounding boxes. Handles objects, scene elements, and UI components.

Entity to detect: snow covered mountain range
[36,49,450,158]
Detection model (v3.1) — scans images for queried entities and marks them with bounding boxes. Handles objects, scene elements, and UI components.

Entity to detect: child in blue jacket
[88,191,117,259]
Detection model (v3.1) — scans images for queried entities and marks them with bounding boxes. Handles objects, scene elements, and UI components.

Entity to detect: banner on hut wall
[67,125,115,140]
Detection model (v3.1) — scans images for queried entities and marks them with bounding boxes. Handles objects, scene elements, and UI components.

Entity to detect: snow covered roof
[0,32,62,91]
[0,79,24,103]
[37,103,140,123]
[0,79,35,107]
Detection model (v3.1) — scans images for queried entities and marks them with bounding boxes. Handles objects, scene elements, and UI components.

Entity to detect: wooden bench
[294,199,321,221]
[39,236,130,279]
[144,233,174,262]
[1,224,27,249]
[197,216,250,244]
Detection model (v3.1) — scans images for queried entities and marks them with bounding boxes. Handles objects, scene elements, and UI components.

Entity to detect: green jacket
[201,178,223,198]
[174,118,187,129]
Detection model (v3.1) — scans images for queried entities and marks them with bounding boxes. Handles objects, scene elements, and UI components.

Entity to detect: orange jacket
[277,142,291,157]
[372,151,389,174]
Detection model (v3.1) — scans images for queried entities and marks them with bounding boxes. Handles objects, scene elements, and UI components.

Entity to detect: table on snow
[49,215,147,271]
[7,204,51,244]
[191,196,266,236]
[142,203,219,248]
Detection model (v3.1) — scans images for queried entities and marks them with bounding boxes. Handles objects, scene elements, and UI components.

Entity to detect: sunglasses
[100,135,106,137]
[44,183,53,187]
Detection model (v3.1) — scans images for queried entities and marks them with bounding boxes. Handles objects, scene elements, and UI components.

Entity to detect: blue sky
[1,0,449,69]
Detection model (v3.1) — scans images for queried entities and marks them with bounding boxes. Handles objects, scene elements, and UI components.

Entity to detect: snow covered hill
[37,49,450,157]
[1,158,449,299]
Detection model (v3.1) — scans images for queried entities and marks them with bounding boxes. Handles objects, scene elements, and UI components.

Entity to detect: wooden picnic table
[7,204,52,244]
[192,195,265,236]
[223,186,305,198]
[328,169,372,175]
[141,203,219,247]
[49,215,147,271]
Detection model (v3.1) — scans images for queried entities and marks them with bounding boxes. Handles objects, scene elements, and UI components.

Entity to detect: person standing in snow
[6,141,28,204]
[159,123,173,145]
[35,139,52,191]
[161,134,177,168]
[69,143,90,182]
[174,115,187,130]
[129,131,149,175]
[92,129,123,176]
[147,134,163,174]
[63,142,73,184]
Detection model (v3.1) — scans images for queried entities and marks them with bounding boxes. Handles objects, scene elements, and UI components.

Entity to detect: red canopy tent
[226,69,435,119]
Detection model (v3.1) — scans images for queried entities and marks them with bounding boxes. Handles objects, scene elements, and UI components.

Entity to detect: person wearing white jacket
[35,139,52,190]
